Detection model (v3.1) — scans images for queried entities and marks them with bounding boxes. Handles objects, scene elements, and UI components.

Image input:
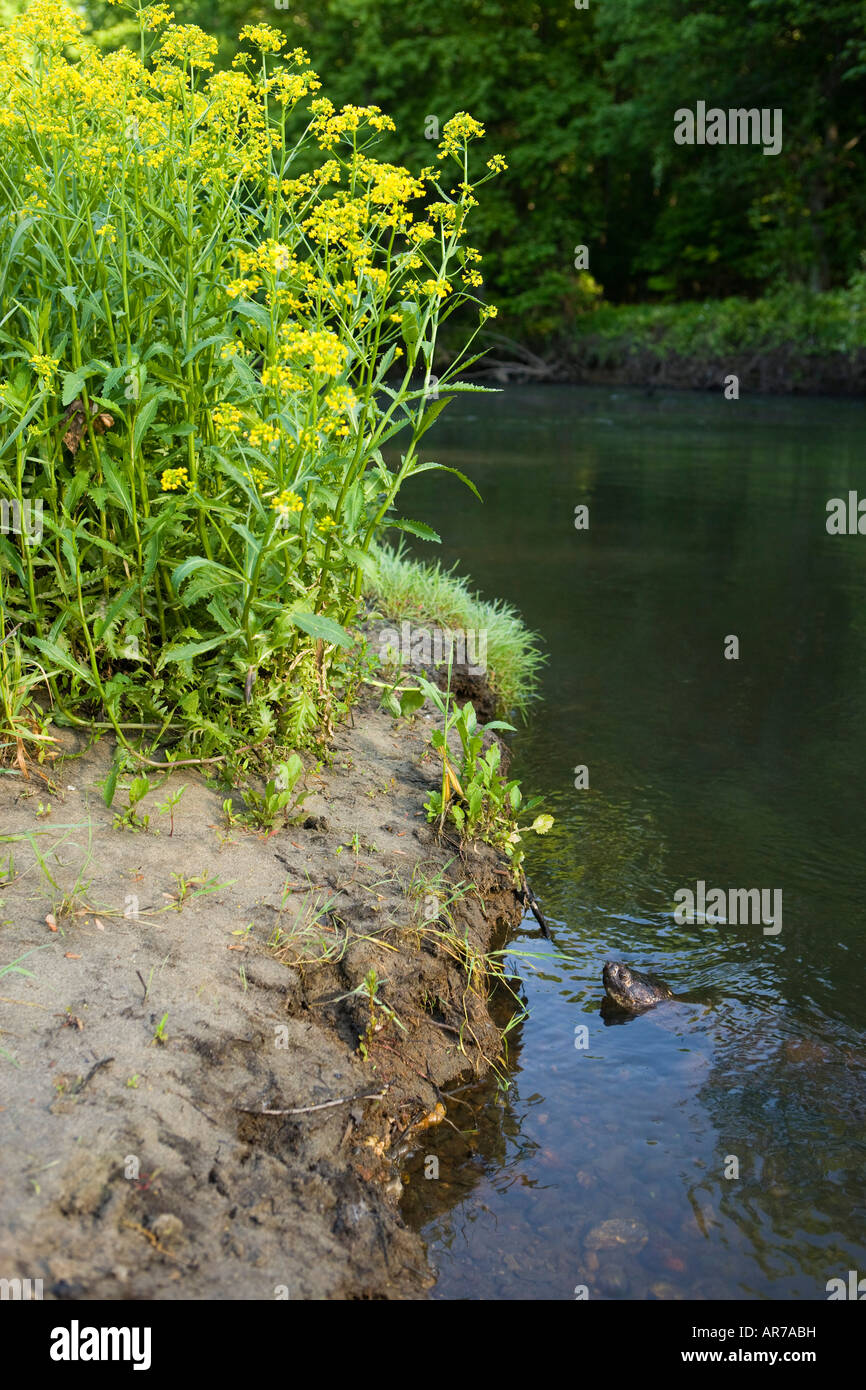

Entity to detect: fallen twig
[236,1088,388,1117]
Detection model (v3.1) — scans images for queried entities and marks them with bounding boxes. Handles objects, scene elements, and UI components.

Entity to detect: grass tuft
[366,544,544,718]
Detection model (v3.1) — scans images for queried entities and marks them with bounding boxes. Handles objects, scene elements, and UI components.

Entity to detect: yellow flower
[238,23,285,54]
[317,515,337,531]
[437,112,485,161]
[271,490,304,523]
[155,24,218,71]
[212,402,243,434]
[161,467,189,492]
[28,354,59,383]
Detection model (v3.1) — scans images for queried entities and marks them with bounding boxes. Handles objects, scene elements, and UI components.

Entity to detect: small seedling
[151,1013,168,1045]
[166,871,232,912]
[241,755,311,831]
[156,784,187,837]
[113,775,151,832]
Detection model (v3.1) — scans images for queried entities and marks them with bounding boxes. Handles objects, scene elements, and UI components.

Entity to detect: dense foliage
[0,0,503,763]
[81,0,866,342]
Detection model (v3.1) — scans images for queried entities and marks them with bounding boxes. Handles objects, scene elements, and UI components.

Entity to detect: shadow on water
[396,385,866,1299]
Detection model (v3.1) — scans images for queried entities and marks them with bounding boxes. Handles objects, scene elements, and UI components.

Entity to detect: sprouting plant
[241,755,310,831]
[113,776,151,833]
[406,859,480,932]
[4,821,96,918]
[350,968,406,1058]
[0,944,51,979]
[36,801,51,818]
[165,872,233,913]
[156,784,188,837]
[417,671,553,883]
[126,1075,139,1088]
[151,1013,169,1045]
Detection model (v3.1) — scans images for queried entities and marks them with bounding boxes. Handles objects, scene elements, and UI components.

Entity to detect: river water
[396,384,866,1300]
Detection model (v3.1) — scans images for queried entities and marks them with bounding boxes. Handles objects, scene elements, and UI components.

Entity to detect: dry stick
[236,1088,388,1117]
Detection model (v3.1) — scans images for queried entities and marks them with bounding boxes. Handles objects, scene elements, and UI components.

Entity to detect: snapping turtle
[602,960,674,1013]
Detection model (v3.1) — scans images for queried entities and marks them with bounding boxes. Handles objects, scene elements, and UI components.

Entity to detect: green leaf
[102,759,120,808]
[132,397,159,453]
[289,611,353,648]
[386,519,441,543]
[156,632,240,670]
[412,461,482,501]
[181,334,230,366]
[399,687,425,718]
[61,371,87,407]
[29,638,95,686]
[417,396,451,436]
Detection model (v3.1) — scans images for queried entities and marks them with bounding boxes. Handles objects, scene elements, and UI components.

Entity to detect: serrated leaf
[386,519,441,543]
[156,632,240,670]
[132,397,159,453]
[61,371,87,407]
[289,611,352,648]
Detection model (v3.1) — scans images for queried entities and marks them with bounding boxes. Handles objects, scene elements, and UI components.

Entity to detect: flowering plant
[0,1,504,759]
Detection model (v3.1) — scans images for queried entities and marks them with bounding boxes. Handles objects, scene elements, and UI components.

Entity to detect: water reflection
[398,386,866,1299]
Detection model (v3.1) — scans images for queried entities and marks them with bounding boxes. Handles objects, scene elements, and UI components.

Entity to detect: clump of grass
[366,544,544,717]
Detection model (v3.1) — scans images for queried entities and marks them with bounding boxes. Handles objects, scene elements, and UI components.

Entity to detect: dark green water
[397,385,866,1300]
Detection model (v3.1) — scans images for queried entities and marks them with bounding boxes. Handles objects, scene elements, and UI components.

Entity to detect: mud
[0,690,524,1300]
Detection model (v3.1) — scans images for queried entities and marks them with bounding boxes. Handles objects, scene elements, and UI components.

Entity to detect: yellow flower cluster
[246,420,281,450]
[154,24,218,71]
[309,99,396,150]
[161,467,189,491]
[278,327,348,380]
[29,354,59,383]
[238,24,285,54]
[271,490,304,521]
[212,403,243,434]
[437,113,486,160]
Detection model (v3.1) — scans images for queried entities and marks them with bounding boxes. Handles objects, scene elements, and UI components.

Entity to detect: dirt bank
[0,687,525,1300]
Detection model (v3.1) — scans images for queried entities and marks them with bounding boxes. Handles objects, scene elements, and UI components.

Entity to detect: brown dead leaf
[62,398,115,454]
[226,943,246,952]
[64,952,81,960]
[15,738,29,779]
[93,918,105,931]
[45,914,57,932]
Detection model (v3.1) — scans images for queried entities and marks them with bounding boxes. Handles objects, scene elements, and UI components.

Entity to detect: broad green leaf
[132,397,159,453]
[289,611,353,648]
[156,632,240,670]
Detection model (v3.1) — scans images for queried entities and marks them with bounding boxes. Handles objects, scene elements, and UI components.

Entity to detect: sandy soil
[0,687,524,1300]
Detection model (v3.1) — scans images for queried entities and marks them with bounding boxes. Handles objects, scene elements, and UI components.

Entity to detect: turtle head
[602,960,634,1009]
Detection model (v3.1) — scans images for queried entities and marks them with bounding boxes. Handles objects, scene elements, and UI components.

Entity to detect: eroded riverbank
[0,690,524,1299]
